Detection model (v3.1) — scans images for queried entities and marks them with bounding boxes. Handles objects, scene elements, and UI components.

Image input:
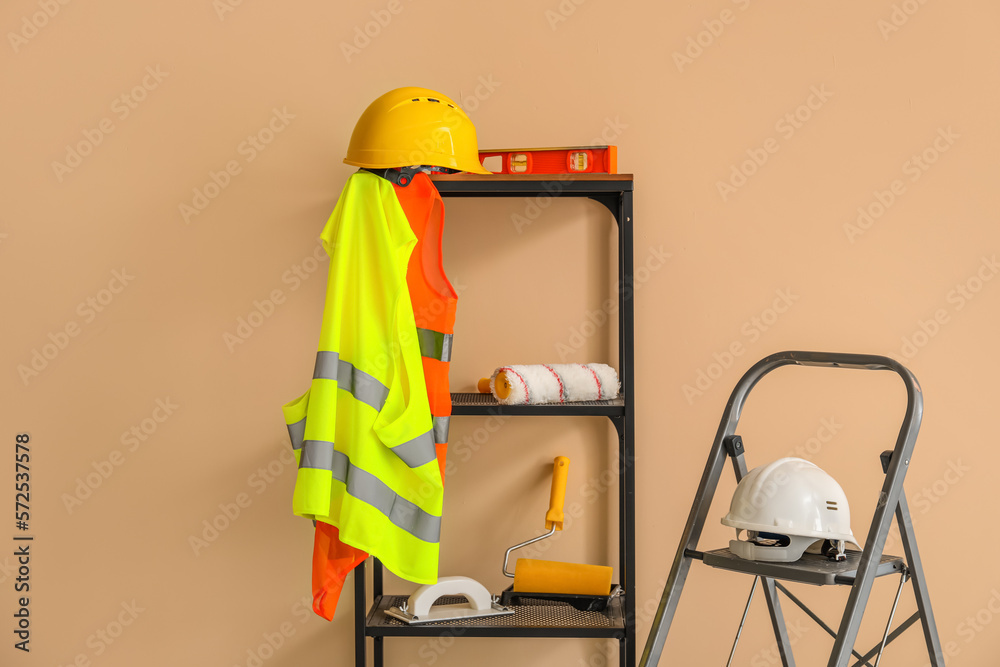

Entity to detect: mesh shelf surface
[366,594,625,638]
[451,392,625,416]
[699,548,905,586]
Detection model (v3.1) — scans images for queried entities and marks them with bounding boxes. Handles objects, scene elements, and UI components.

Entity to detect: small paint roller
[502,457,613,596]
[477,364,620,405]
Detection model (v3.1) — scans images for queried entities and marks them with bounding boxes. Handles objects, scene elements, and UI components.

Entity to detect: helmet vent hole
[427,98,440,103]
[826,501,838,510]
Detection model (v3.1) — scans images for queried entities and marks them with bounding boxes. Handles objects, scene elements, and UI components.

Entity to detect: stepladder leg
[762,577,796,667]
[639,437,730,666]
[639,556,694,667]
[895,493,946,665]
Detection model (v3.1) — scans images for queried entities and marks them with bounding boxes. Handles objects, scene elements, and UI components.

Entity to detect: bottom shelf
[366,594,626,638]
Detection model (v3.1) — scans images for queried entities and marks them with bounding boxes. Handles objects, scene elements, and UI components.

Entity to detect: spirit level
[479,146,617,175]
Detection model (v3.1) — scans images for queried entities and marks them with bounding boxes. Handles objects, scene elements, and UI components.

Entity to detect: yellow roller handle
[545,456,570,531]
[478,372,512,400]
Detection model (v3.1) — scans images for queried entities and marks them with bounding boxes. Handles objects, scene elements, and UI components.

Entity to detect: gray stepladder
[640,351,946,667]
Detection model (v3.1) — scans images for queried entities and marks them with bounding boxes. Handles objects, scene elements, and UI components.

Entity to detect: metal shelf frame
[354,174,636,667]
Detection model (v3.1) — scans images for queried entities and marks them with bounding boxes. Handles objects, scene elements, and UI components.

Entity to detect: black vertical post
[620,189,636,667]
[355,559,367,667]
[373,559,383,667]
[373,559,383,599]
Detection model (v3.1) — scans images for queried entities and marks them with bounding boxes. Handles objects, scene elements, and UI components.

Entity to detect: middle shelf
[451,392,625,417]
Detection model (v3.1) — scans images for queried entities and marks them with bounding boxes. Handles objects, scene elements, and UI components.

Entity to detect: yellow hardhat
[344,87,490,174]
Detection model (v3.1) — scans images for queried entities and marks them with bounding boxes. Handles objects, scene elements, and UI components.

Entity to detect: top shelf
[431,173,634,197]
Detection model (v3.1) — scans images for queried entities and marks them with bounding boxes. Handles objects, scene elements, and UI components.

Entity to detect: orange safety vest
[311,171,456,619]
[393,172,457,478]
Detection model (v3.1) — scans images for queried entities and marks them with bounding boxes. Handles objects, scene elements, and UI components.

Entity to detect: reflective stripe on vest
[432,416,450,444]
[288,386,435,469]
[313,351,389,412]
[298,440,440,542]
[287,417,306,451]
[416,328,453,362]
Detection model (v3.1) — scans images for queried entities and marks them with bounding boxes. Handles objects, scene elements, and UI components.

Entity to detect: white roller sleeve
[490,364,620,405]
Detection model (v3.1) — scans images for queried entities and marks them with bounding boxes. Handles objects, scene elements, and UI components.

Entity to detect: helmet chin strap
[361,167,421,187]
[361,166,462,187]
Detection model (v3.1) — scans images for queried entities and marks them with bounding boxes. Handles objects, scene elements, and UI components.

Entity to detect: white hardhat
[721,457,859,562]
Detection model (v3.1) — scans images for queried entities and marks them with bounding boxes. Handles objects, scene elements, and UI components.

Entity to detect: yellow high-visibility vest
[283,170,443,585]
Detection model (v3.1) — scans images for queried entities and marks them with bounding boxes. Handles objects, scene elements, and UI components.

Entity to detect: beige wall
[3,0,998,665]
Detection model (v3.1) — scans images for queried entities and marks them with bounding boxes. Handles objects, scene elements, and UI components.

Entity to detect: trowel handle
[545,456,570,531]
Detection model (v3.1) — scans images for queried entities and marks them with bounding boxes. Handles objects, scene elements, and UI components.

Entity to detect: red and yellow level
[479,146,617,175]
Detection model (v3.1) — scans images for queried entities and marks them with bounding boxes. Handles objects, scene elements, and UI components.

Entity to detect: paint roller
[502,456,613,596]
[477,364,620,405]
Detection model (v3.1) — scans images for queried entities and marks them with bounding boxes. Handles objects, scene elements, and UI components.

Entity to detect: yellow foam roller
[512,558,613,596]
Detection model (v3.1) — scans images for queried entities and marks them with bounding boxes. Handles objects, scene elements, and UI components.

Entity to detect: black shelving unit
[354,173,636,667]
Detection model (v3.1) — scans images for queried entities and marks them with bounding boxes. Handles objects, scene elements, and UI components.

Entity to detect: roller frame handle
[545,456,570,530]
